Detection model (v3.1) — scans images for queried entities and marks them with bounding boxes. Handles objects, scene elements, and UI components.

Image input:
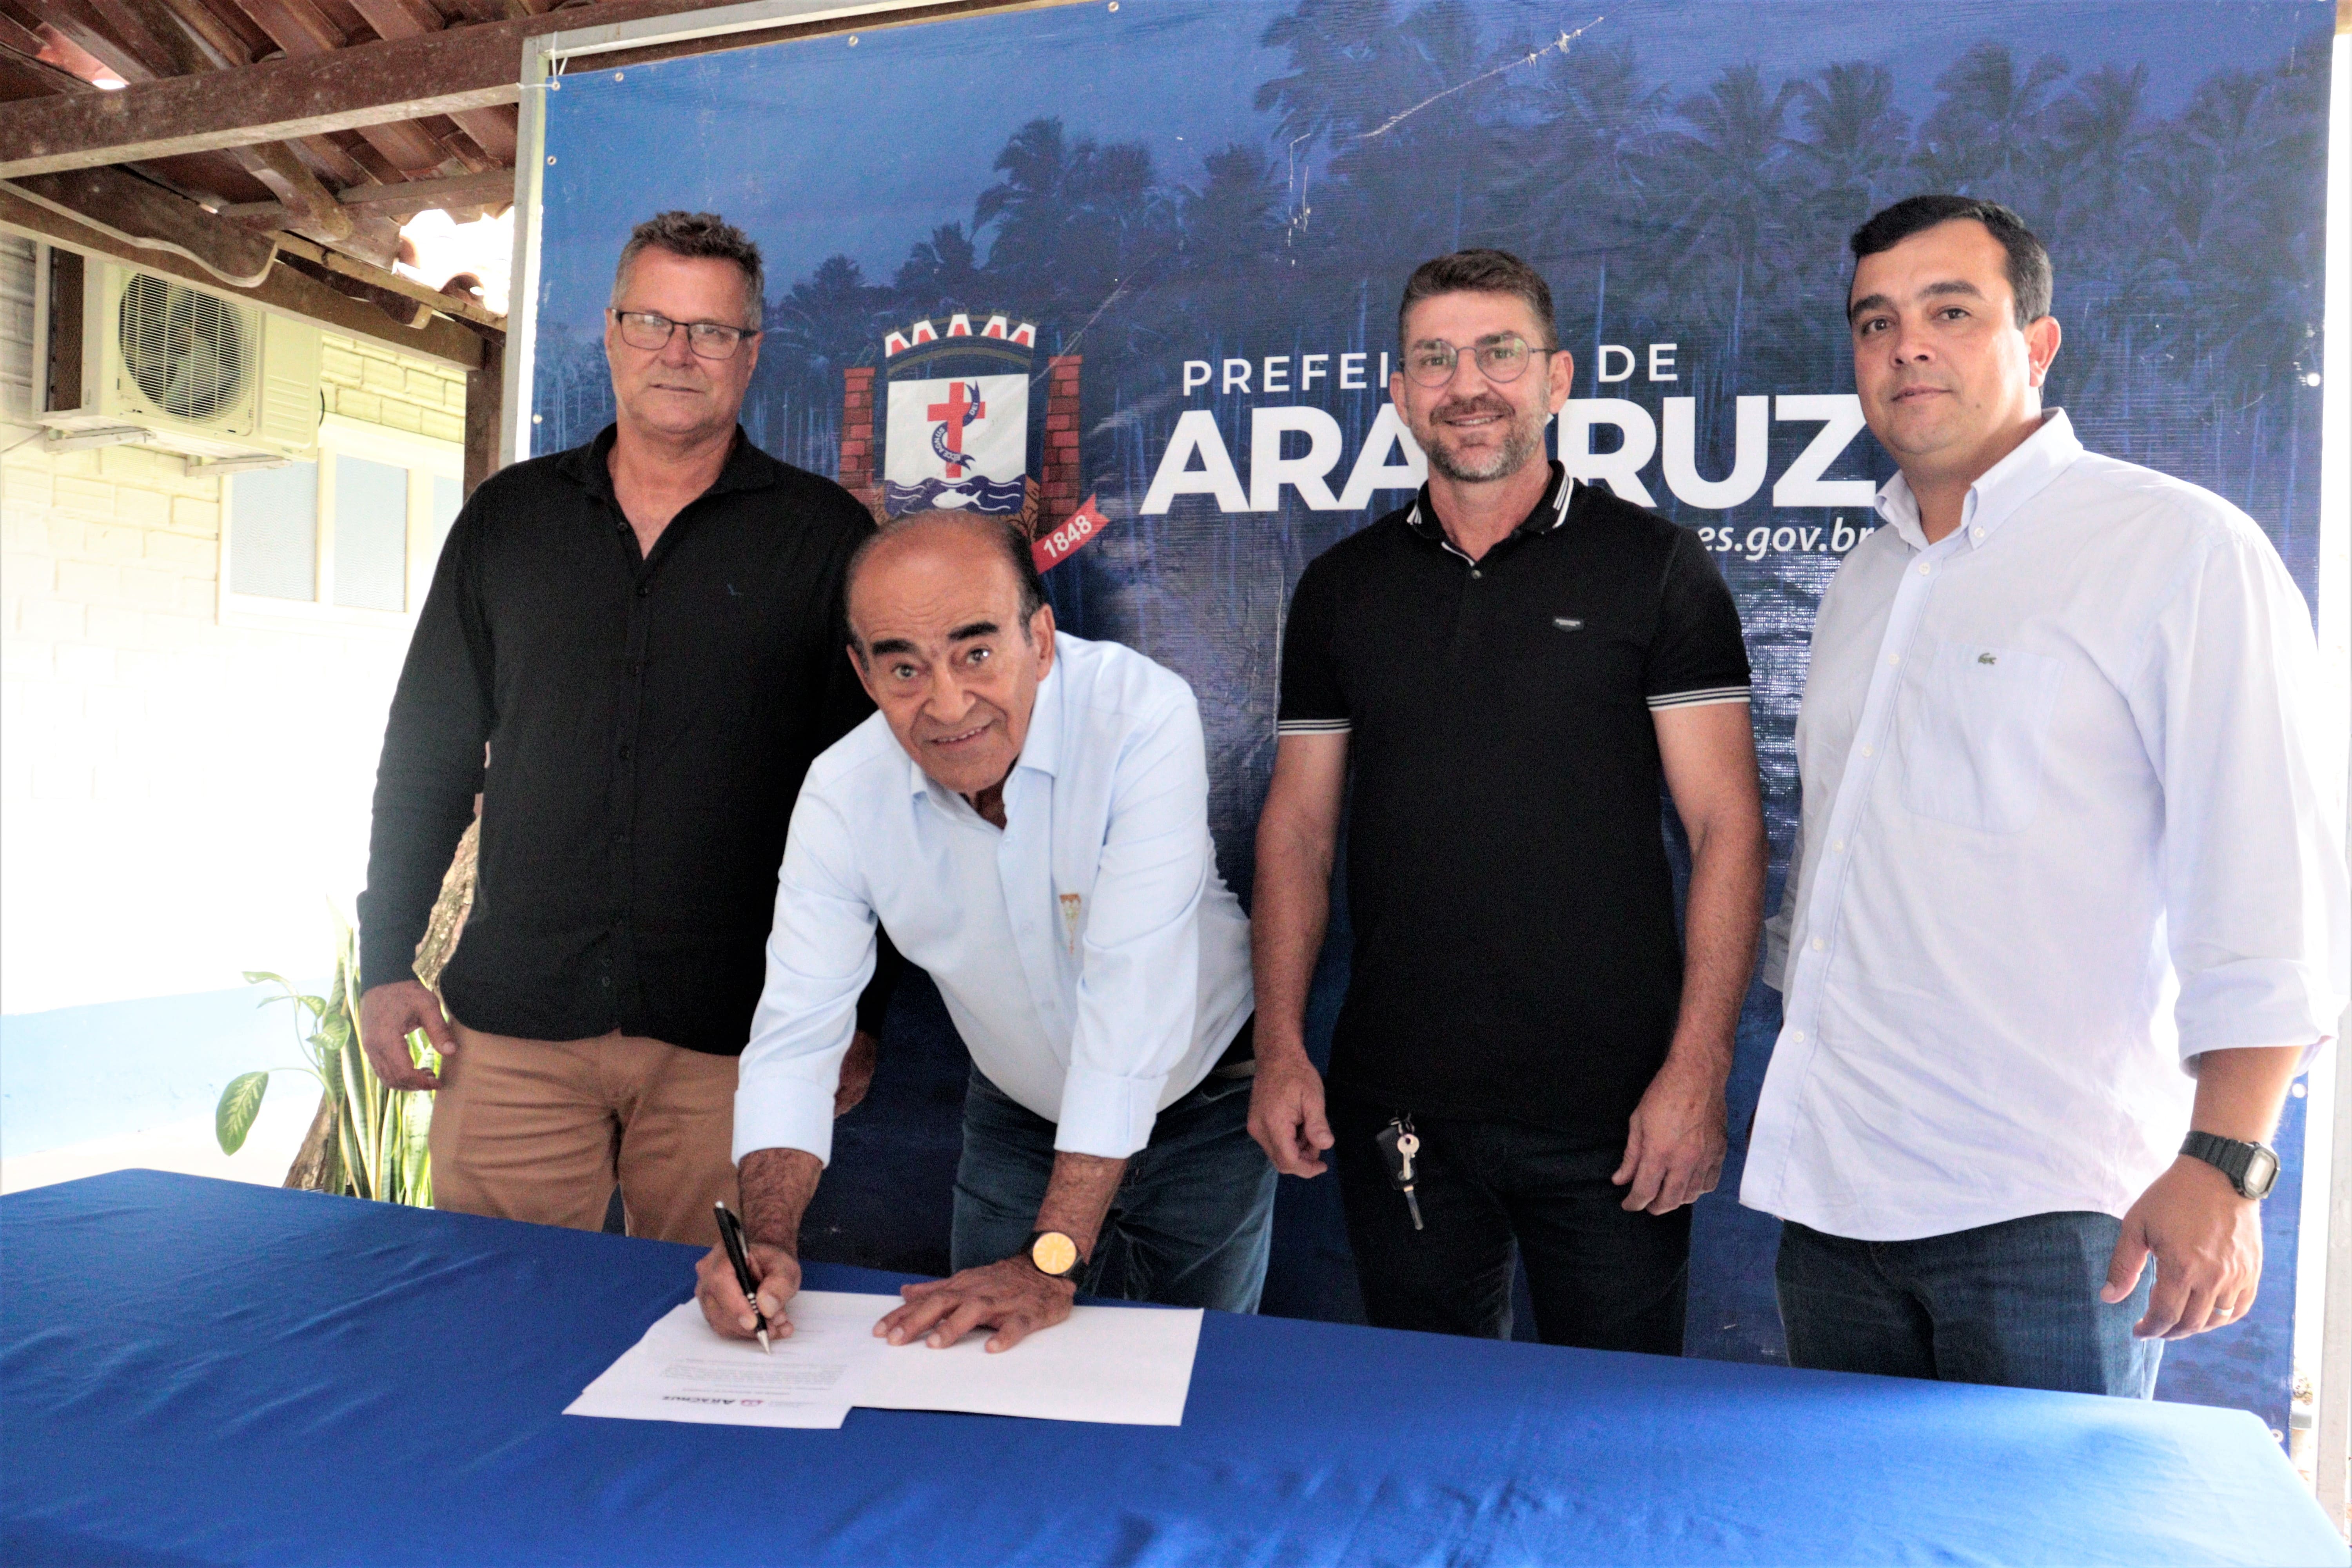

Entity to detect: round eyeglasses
[609,309,758,361]
[1402,333,1551,388]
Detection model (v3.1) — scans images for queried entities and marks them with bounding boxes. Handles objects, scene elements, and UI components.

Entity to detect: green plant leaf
[406,1027,441,1076]
[215,1071,270,1154]
[400,1116,430,1205]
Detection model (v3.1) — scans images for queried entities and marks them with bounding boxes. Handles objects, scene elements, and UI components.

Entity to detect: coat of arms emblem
[836,317,1108,572]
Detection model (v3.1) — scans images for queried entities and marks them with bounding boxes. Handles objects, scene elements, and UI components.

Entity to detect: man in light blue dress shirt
[694,510,1270,1352]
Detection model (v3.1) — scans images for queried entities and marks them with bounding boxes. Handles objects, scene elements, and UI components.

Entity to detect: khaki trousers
[429,1022,739,1247]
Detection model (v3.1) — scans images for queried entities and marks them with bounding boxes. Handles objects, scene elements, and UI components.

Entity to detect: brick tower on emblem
[837,314,1109,573]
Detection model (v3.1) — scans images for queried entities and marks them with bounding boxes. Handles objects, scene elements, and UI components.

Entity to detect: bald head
[844,510,1058,801]
[845,510,1047,655]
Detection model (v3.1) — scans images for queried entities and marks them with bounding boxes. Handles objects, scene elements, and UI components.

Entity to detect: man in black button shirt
[355,212,882,1245]
[1249,250,1766,1352]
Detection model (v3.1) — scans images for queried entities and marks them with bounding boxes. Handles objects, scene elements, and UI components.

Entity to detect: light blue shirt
[733,633,1254,1166]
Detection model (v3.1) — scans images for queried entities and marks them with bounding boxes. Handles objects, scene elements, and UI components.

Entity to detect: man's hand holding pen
[695,1225,801,1345]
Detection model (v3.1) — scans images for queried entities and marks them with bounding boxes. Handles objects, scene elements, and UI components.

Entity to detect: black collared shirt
[1276,463,1751,1139]
[358,425,877,1055]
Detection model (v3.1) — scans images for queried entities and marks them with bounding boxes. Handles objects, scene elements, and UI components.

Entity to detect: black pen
[714,1201,773,1355]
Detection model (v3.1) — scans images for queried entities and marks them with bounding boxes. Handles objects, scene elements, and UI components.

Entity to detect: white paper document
[566,1290,1202,1428]
[861,1298,1203,1426]
[564,1292,885,1428]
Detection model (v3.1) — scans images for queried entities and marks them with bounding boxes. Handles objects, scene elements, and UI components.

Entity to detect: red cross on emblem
[926,382,988,479]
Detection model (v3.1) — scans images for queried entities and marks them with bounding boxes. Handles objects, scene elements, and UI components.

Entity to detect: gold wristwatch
[1027,1229,1083,1283]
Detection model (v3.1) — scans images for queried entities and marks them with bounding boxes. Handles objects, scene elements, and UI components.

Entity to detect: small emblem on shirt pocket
[1553,616,1584,631]
[1060,892,1083,956]
[1896,641,2063,834]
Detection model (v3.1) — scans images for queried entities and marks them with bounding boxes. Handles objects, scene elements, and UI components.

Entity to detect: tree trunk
[283,1089,335,1191]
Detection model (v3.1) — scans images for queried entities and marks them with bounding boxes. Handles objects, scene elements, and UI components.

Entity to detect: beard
[1417,394,1548,483]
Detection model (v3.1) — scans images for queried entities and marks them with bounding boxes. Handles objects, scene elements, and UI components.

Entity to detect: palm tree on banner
[2162,60,2328,408]
[1644,64,1805,374]
[1913,41,2069,211]
[1500,40,1665,270]
[2036,62,2159,414]
[975,118,1176,340]
[1256,0,1401,151]
[1179,144,1289,291]
[1327,1,1504,263]
[1789,62,1911,238]
[893,222,984,319]
[755,254,889,472]
[769,254,891,375]
[2045,63,2150,245]
[1251,0,1430,276]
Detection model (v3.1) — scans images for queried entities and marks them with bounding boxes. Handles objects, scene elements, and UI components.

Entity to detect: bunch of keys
[1374,1114,1425,1231]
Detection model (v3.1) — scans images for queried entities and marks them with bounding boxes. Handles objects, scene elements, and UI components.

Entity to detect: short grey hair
[612,211,764,328]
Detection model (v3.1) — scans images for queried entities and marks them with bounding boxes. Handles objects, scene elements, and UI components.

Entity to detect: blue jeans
[951,1067,1277,1313]
[1775,1213,2163,1397]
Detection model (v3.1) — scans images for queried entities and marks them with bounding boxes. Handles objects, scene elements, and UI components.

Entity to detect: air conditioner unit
[38,250,320,470]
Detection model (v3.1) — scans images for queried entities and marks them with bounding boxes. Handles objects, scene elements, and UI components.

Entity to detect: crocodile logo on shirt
[1553,617,1584,631]
[1978,652,1998,665]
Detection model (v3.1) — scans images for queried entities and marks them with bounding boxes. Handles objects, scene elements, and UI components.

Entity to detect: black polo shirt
[358,425,877,1055]
[1276,463,1751,1140]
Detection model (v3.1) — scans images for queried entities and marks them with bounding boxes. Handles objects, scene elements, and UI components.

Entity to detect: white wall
[0,236,467,1014]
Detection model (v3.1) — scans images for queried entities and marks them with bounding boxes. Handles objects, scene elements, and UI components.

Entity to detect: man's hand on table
[695,1238,803,1341]
[357,980,456,1091]
[2103,1156,2263,1340]
[877,1256,1077,1354]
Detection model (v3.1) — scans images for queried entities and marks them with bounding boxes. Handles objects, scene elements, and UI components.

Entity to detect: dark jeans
[952,1066,1277,1313]
[1775,1213,2163,1397]
[1330,1096,1690,1353]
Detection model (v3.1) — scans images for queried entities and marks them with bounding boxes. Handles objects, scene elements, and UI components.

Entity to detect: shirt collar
[1405,460,1574,549]
[905,644,1067,800]
[1873,409,2083,552]
[555,423,781,503]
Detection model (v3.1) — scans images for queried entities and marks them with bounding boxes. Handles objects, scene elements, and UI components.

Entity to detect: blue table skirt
[3,1172,2341,1567]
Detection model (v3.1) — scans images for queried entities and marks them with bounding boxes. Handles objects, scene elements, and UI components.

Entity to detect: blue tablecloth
[3,1171,2341,1567]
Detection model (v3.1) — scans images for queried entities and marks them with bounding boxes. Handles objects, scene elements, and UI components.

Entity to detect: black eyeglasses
[1402,333,1551,388]
[609,309,759,361]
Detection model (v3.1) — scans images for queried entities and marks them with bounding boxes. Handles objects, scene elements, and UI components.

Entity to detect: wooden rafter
[209,164,513,218]
[0,0,764,178]
[9,162,275,283]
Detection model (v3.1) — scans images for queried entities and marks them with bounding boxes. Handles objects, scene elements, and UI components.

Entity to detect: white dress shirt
[733,632,1254,1167]
[1741,410,2347,1242]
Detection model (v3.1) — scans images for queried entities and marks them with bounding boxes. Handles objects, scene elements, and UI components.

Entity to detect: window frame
[218,413,463,633]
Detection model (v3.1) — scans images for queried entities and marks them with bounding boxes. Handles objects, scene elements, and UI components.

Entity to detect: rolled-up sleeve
[2130,524,2349,1067]
[1054,690,1215,1158]
[732,792,878,1167]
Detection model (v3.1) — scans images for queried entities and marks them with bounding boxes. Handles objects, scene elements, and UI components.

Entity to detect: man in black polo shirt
[1249,249,1765,1351]
[355,212,883,1245]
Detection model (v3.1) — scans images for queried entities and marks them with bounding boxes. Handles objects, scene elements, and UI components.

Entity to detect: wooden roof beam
[209,164,514,218]
[0,180,488,367]
[0,0,776,178]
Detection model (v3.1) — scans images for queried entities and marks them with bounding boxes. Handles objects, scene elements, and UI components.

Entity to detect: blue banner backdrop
[531,0,2337,1437]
